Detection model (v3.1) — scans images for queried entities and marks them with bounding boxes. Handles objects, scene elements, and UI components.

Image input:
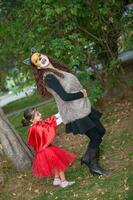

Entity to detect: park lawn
[2,91,49,114]
[0,97,132,200]
[7,99,58,141]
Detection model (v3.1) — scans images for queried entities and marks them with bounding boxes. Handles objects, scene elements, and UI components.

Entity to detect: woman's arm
[45,74,84,101]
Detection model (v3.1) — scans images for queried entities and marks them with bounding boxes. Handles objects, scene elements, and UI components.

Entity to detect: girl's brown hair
[21,107,36,126]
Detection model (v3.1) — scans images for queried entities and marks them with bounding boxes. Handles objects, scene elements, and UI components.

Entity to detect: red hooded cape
[27,116,76,177]
[28,116,57,153]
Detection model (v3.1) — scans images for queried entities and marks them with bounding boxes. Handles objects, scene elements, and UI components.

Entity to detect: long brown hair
[31,55,72,97]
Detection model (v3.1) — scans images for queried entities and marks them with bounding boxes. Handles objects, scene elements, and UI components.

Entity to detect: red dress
[28,116,76,177]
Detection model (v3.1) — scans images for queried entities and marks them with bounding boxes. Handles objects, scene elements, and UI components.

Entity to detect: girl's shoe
[53,178,61,186]
[60,180,75,188]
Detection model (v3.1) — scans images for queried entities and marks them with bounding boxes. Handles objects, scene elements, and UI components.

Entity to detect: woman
[24,48,110,175]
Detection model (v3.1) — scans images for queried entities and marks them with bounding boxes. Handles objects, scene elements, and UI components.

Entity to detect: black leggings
[85,120,106,148]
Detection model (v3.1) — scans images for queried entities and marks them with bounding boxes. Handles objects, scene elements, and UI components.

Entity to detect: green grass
[2,92,46,114]
[8,100,58,141]
[33,170,131,200]
[1,95,133,200]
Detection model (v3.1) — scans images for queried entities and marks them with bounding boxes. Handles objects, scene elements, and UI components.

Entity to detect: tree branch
[78,25,103,42]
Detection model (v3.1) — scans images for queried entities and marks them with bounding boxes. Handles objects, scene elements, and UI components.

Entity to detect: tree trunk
[0,107,33,171]
[0,157,4,187]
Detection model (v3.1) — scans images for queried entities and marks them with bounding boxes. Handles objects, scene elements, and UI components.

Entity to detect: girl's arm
[45,74,84,101]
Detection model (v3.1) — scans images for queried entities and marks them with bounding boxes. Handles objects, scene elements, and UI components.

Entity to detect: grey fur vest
[44,70,91,124]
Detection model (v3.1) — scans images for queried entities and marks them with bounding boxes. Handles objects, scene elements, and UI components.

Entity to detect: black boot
[81,146,90,166]
[81,146,100,167]
[88,148,110,175]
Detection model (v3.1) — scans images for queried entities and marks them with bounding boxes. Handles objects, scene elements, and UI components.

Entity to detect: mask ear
[31,47,37,55]
[23,58,31,65]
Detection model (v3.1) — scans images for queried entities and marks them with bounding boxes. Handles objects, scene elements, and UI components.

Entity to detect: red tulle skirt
[32,145,76,177]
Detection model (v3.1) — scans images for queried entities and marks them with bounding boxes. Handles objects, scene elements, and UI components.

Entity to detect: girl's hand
[80,89,87,97]
[55,113,62,125]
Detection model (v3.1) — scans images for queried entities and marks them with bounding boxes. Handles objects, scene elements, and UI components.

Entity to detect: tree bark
[0,155,4,185]
[0,107,33,171]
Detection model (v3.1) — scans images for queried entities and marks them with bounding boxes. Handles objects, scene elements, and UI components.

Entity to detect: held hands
[55,113,63,125]
[80,89,87,97]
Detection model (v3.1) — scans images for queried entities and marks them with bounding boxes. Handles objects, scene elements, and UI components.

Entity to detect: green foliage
[120,8,133,51]
[76,70,104,103]
[0,0,89,90]
[0,0,132,93]
[107,58,121,75]
[127,79,133,87]
[76,70,90,88]
[88,80,103,104]
[0,0,124,64]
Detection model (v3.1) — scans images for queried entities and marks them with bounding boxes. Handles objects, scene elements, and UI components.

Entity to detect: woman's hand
[80,89,87,97]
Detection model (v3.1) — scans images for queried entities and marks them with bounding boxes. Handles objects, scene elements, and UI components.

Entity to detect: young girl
[22,108,76,188]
